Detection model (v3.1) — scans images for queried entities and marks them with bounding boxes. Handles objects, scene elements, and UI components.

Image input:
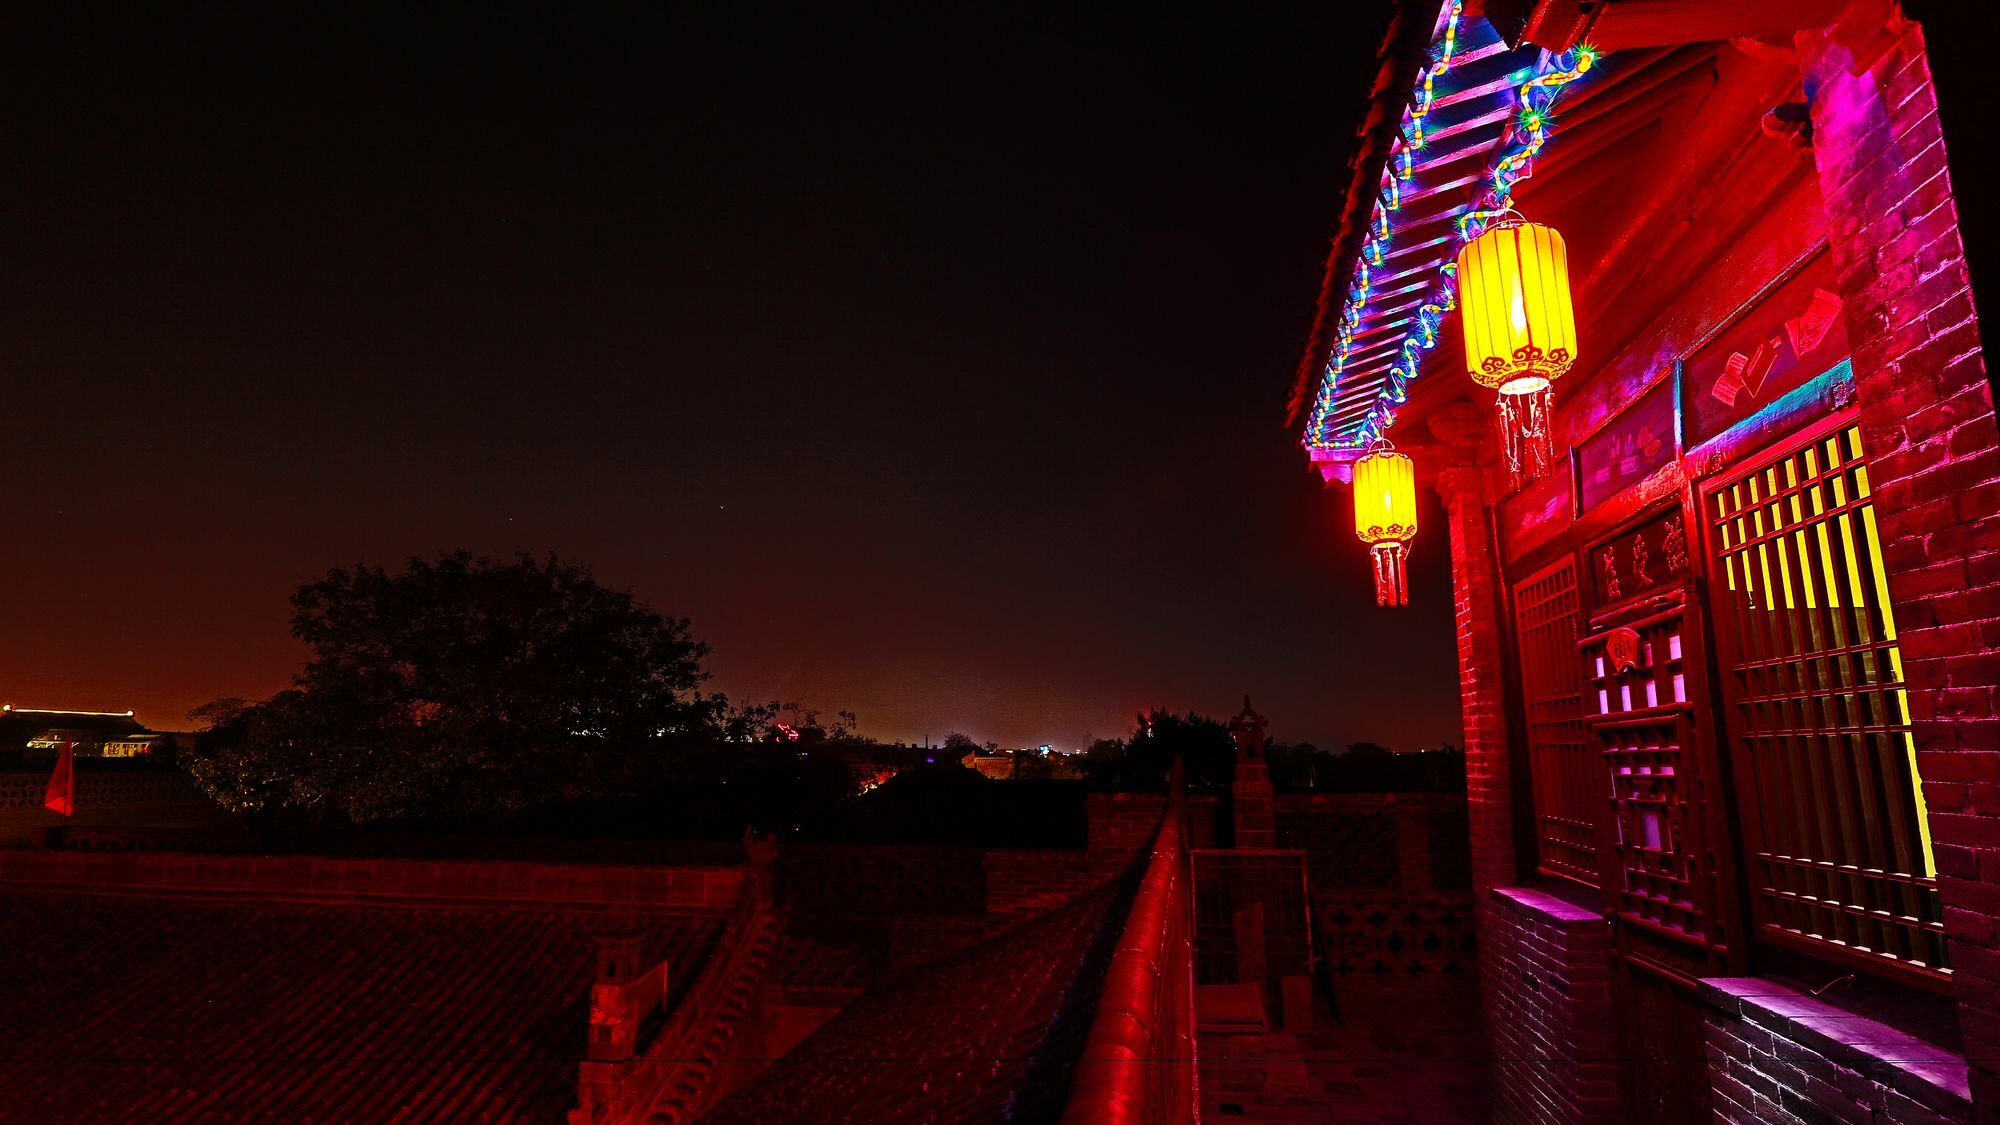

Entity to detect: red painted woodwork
[1579,581,1746,981]
[1512,558,1598,885]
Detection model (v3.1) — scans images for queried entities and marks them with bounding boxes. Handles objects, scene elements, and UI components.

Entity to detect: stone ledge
[1699,976,1972,1120]
[1490,885,1603,926]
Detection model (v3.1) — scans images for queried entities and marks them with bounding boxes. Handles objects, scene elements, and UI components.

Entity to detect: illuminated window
[1707,424,1945,980]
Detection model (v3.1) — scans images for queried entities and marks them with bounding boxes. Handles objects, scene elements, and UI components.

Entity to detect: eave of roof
[1289,2,1604,462]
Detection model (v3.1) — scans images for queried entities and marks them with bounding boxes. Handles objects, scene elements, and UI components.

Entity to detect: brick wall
[1483,887,1622,1125]
[1275,793,1477,988]
[777,796,1219,972]
[1436,468,1517,902]
[1231,760,1276,848]
[0,846,744,909]
[1702,977,1973,1123]
[1085,791,1221,853]
[1438,466,1549,1114]
[1801,7,2000,1110]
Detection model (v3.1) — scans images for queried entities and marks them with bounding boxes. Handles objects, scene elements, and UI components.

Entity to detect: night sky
[0,3,1460,752]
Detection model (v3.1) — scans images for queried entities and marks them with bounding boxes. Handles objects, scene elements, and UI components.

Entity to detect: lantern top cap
[1466,208,1533,238]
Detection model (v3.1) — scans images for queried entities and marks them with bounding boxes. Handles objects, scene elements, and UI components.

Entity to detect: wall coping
[1698,977,1972,1119]
[1490,885,1602,926]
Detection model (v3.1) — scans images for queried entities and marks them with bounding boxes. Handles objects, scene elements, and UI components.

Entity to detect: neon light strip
[1304,18,1598,452]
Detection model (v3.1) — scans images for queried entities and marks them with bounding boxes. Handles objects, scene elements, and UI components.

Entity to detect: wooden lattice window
[1706,423,1946,981]
[1513,560,1597,886]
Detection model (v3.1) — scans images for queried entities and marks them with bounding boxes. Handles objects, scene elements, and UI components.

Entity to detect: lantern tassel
[1498,383,1555,489]
[1371,542,1410,607]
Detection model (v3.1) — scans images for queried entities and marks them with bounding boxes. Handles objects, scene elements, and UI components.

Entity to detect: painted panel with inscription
[1578,379,1675,512]
[1683,251,1849,449]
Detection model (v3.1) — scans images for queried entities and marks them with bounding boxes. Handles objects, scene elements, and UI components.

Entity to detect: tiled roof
[768,932,887,993]
[705,876,1136,1124]
[0,890,721,1123]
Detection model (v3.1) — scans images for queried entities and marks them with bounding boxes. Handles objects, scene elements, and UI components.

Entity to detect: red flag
[44,741,75,817]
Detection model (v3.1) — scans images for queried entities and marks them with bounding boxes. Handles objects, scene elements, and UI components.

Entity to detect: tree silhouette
[183,551,719,824]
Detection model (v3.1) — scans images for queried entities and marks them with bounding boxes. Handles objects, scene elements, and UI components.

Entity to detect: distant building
[959,749,1015,780]
[958,748,1084,781]
[838,745,919,794]
[0,706,171,759]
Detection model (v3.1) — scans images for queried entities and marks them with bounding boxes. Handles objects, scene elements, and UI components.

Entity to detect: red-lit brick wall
[1437,467,1518,902]
[1801,8,2000,1111]
[1482,888,1622,1125]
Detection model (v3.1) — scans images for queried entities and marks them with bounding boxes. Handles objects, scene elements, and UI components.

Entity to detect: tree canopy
[1078,708,1235,790]
[183,551,721,824]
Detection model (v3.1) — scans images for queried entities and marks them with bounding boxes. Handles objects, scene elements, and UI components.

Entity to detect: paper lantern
[1353,442,1418,606]
[1456,219,1576,483]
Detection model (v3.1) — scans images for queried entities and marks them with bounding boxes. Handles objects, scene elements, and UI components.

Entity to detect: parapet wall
[1701,977,1973,1123]
[0,768,235,845]
[776,793,1222,968]
[0,845,744,910]
[1063,795,1197,1125]
[1275,791,1476,988]
[1483,887,1622,1125]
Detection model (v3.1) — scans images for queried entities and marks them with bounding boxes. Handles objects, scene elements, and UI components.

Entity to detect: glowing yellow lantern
[1353,441,1418,606]
[1456,219,1575,482]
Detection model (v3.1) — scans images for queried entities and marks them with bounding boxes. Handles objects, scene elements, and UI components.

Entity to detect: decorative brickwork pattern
[0,768,234,844]
[1802,10,2000,1109]
[1702,977,1973,1123]
[1483,887,1623,1125]
[0,769,203,809]
[1274,794,1479,991]
[1276,808,1399,890]
[1317,899,1475,985]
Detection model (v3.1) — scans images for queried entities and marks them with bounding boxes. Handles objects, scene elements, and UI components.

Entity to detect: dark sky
[0,3,1460,751]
